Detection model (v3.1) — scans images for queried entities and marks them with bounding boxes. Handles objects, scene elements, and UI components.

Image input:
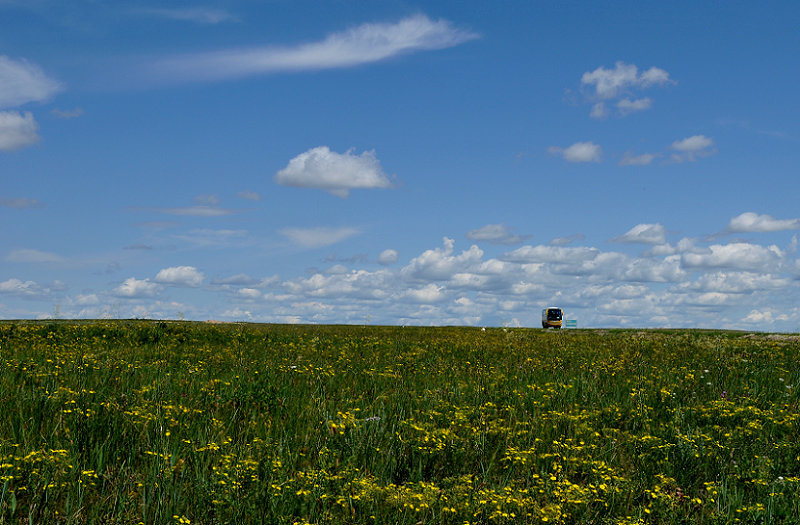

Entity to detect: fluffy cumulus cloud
[672,135,713,151]
[672,271,790,294]
[681,242,782,271]
[403,283,446,303]
[113,278,161,298]
[236,288,261,300]
[616,97,652,116]
[401,237,484,281]
[275,146,393,197]
[14,217,800,331]
[234,222,798,329]
[670,134,717,162]
[0,278,48,297]
[466,224,530,245]
[0,111,40,151]
[580,61,672,118]
[0,56,61,152]
[548,141,602,163]
[726,212,800,233]
[284,269,393,300]
[619,256,686,283]
[378,249,399,265]
[149,14,478,83]
[582,62,671,99]
[154,266,205,287]
[502,244,599,264]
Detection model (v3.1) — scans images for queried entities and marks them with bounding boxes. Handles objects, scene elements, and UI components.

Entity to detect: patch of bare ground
[743,333,800,343]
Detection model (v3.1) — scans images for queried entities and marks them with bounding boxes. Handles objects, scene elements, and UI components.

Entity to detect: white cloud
[670,134,716,162]
[617,97,652,116]
[502,245,599,264]
[619,151,658,166]
[326,264,349,275]
[673,272,790,294]
[580,62,671,118]
[236,288,261,300]
[548,141,602,163]
[726,212,800,233]
[681,242,782,271]
[401,237,483,281]
[0,278,48,297]
[620,256,686,283]
[403,284,446,303]
[566,251,628,277]
[280,226,361,248]
[612,223,667,244]
[113,278,161,298]
[5,248,64,263]
[0,55,61,108]
[743,309,775,324]
[154,266,205,287]
[10,223,799,330]
[639,67,671,86]
[0,111,40,151]
[275,146,392,197]
[141,233,800,330]
[581,62,672,100]
[284,270,392,300]
[466,223,530,245]
[73,294,100,306]
[646,243,677,256]
[672,134,713,152]
[378,249,399,265]
[149,14,478,83]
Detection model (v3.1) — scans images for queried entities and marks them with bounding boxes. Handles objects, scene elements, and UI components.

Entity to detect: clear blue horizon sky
[2,1,800,330]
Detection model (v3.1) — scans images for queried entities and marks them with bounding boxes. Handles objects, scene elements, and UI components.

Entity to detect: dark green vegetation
[0,320,798,524]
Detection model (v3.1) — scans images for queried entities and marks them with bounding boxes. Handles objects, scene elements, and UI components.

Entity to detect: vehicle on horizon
[542,307,563,329]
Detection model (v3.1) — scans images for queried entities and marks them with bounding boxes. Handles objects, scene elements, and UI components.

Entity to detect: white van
[542,307,563,329]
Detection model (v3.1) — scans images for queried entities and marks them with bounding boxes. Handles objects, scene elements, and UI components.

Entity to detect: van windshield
[547,309,562,320]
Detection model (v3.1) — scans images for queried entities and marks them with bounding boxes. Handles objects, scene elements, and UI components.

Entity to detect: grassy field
[0,320,798,524]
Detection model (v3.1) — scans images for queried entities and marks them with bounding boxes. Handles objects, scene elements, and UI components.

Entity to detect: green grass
[0,320,798,524]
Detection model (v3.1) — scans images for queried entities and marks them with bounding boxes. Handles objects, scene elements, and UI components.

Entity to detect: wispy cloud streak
[147,14,478,84]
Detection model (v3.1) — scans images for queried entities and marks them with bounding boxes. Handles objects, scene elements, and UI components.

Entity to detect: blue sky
[2,1,800,330]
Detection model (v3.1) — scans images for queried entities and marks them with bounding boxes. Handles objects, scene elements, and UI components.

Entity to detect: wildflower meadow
[0,320,798,524]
